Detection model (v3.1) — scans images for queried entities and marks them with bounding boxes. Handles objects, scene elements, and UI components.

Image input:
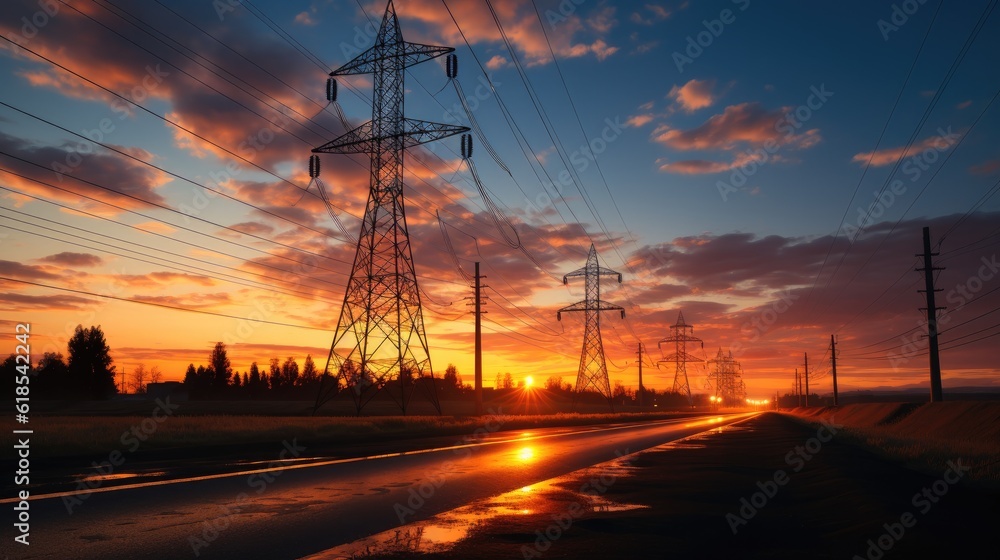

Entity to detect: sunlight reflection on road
[301,448,648,559]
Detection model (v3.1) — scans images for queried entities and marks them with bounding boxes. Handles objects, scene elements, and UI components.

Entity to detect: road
[6,413,756,559]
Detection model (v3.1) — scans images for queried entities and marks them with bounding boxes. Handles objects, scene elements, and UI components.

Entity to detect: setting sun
[524,376,534,388]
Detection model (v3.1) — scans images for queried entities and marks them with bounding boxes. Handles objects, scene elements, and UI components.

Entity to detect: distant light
[525,376,534,388]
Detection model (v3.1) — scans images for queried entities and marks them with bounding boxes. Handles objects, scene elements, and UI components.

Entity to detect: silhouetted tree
[130,363,147,394]
[247,362,264,397]
[298,355,319,389]
[67,325,117,399]
[269,358,281,390]
[613,380,635,405]
[281,357,299,389]
[183,363,197,386]
[443,364,462,392]
[495,372,514,390]
[544,375,564,391]
[35,352,70,398]
[209,342,232,392]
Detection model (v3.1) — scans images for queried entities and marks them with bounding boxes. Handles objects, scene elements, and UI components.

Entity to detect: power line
[0,276,326,330]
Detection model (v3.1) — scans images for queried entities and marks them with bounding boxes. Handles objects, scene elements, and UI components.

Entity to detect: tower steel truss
[658,311,703,405]
[558,244,624,408]
[707,348,746,406]
[312,1,468,414]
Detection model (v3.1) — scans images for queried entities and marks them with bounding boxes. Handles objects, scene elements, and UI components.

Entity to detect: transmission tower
[658,311,703,405]
[706,348,746,407]
[558,244,624,408]
[312,1,468,414]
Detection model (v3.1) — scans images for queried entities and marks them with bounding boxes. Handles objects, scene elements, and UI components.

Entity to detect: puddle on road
[302,421,744,559]
[302,455,645,559]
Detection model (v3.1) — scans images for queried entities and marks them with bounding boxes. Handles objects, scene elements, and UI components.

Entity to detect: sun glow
[524,376,534,388]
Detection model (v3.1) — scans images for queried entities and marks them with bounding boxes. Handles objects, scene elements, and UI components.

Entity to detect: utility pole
[474,262,486,416]
[831,335,839,406]
[795,368,801,406]
[804,352,809,407]
[917,226,945,402]
[637,343,644,408]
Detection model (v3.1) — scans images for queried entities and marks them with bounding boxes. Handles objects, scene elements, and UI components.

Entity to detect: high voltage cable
[0,101,354,244]
[0,205,348,302]
[0,276,327,331]
[804,0,987,317]
[0,153,356,272]
[0,183,350,292]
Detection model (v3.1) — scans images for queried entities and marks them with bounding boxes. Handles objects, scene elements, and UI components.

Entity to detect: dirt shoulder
[355,412,999,559]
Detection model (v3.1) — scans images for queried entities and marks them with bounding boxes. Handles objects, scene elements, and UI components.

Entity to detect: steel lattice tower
[558,244,624,407]
[658,311,703,405]
[312,1,468,414]
[707,348,746,407]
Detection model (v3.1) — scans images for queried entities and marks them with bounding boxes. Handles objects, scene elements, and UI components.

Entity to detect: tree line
[3,325,118,400]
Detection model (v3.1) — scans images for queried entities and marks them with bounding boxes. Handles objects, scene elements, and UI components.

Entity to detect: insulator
[557,311,562,321]
[326,78,337,102]
[461,133,473,159]
[309,155,320,178]
[446,53,458,79]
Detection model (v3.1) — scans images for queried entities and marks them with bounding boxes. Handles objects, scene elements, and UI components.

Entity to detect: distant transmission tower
[558,244,624,408]
[707,348,746,406]
[658,311,703,405]
[312,1,468,414]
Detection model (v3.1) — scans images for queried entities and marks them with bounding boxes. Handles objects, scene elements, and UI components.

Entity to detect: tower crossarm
[658,351,703,363]
[332,43,454,76]
[557,299,625,320]
[313,119,468,155]
[562,266,622,284]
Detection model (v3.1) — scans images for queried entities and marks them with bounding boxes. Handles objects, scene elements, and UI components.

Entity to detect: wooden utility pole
[795,368,801,406]
[804,353,809,407]
[474,262,486,416]
[831,335,839,406]
[917,226,944,402]
[637,343,645,408]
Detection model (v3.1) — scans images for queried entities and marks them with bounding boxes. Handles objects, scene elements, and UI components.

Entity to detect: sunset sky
[1,0,999,400]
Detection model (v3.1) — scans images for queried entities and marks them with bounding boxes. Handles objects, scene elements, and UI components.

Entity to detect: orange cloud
[654,102,817,152]
[668,79,716,112]
[852,130,959,167]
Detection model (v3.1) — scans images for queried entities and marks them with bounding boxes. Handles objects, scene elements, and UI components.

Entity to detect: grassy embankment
[783,401,1000,484]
